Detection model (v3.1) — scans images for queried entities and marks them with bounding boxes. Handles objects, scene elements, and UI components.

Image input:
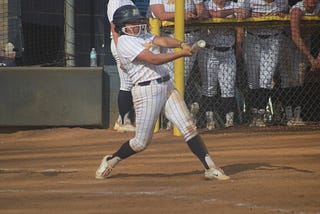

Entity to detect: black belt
[163,29,200,34]
[185,29,200,33]
[137,75,170,86]
[247,31,280,39]
[205,44,235,52]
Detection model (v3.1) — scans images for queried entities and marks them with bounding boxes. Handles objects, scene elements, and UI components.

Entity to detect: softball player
[290,0,320,71]
[277,29,306,126]
[197,0,244,129]
[242,0,288,127]
[280,0,320,125]
[96,5,229,181]
[107,0,136,132]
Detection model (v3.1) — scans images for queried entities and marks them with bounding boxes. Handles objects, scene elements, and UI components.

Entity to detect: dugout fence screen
[156,16,320,131]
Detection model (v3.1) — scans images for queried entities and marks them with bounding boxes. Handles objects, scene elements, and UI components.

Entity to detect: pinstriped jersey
[290,1,320,15]
[243,0,288,13]
[149,0,204,16]
[107,0,135,22]
[244,0,288,35]
[117,33,170,84]
[203,1,242,47]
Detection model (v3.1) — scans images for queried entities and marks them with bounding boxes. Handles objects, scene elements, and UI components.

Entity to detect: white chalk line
[0,168,79,174]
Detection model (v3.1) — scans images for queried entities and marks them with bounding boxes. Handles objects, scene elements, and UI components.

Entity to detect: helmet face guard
[113,5,147,36]
[121,23,148,36]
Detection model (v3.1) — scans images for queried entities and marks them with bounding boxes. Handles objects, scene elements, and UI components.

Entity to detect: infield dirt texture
[0,128,319,213]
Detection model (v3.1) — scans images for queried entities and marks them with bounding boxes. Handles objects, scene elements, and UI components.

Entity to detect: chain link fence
[153,17,320,131]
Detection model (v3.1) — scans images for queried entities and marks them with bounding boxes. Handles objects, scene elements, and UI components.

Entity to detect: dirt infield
[0,127,319,214]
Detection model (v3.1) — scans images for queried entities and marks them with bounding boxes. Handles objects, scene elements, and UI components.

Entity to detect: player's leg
[117,90,135,124]
[218,50,236,128]
[243,34,262,126]
[198,49,217,129]
[279,40,306,126]
[164,84,229,180]
[111,39,135,132]
[255,37,281,126]
[96,84,166,179]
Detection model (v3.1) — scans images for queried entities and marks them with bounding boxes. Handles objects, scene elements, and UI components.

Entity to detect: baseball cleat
[225,112,234,128]
[205,167,230,180]
[205,111,215,130]
[95,155,113,179]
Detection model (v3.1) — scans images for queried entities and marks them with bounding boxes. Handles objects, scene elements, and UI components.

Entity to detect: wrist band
[180,42,186,48]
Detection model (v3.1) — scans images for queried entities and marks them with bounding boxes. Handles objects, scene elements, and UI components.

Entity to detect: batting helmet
[113,5,146,35]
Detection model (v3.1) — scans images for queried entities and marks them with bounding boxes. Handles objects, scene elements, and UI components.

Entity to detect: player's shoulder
[193,0,204,4]
[290,1,303,12]
[108,0,135,10]
[149,0,163,5]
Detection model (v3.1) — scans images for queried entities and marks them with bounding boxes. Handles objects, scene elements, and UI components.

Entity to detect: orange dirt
[0,127,319,214]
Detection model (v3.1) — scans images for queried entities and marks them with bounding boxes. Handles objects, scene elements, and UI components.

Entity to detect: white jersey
[244,0,288,35]
[149,0,204,17]
[117,33,171,84]
[204,1,241,47]
[244,0,288,13]
[107,0,135,39]
[290,1,320,15]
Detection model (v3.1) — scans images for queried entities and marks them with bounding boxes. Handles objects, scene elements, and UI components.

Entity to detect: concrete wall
[0,67,106,127]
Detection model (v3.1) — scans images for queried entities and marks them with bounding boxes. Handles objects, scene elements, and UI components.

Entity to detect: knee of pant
[184,128,198,142]
[129,139,149,152]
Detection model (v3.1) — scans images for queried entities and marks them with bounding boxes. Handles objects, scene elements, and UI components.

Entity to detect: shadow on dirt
[223,162,314,175]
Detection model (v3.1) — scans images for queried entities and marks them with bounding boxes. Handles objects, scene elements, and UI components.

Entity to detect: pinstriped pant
[243,32,282,89]
[129,81,198,152]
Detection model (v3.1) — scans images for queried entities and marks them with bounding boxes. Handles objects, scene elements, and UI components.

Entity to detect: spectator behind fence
[242,0,288,127]
[107,0,136,132]
[197,0,247,129]
[275,0,310,126]
[149,0,208,128]
[290,0,320,72]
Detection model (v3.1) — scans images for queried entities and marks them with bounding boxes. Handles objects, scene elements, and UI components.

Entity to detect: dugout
[0,66,120,128]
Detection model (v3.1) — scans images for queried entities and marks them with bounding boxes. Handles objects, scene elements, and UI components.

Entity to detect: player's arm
[290,8,315,66]
[152,35,187,48]
[150,4,175,21]
[195,2,209,19]
[208,8,235,18]
[235,7,246,63]
[135,38,192,65]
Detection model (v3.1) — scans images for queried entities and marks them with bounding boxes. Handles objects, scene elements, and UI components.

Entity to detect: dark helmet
[113,5,146,35]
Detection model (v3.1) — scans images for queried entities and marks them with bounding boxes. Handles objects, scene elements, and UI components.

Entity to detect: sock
[112,140,137,160]
[222,97,235,115]
[186,135,215,169]
[118,90,134,124]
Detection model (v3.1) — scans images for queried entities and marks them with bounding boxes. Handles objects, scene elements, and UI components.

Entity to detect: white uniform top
[290,1,320,15]
[149,0,204,17]
[117,33,170,84]
[244,0,288,35]
[107,0,135,39]
[204,1,242,47]
[244,0,288,13]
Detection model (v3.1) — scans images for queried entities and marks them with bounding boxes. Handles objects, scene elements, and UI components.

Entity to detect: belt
[137,75,170,86]
[185,29,200,34]
[205,44,235,52]
[163,29,200,34]
[247,31,280,39]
